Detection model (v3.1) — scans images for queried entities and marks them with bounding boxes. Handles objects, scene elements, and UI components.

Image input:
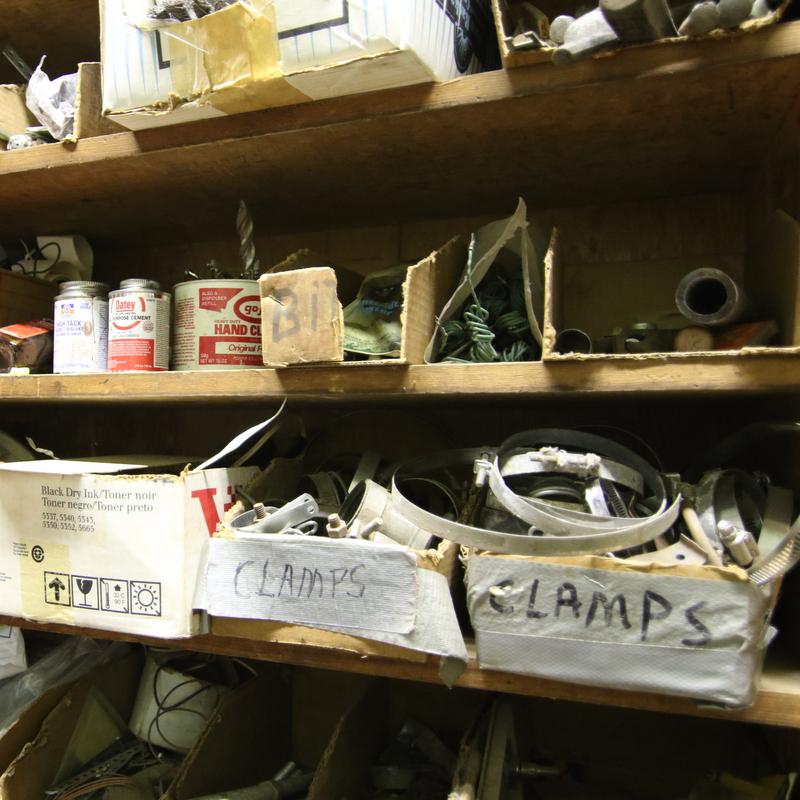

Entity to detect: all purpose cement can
[173,280,262,370]
[53,281,109,374]
[108,279,171,372]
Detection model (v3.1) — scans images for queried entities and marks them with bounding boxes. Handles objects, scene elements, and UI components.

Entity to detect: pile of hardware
[233,423,800,585]
[502,0,781,64]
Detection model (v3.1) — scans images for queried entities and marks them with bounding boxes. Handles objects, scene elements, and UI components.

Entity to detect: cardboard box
[206,541,469,682]
[259,236,466,366]
[0,649,144,800]
[542,209,800,362]
[491,0,790,69]
[0,458,258,638]
[467,552,776,706]
[164,668,363,800]
[101,0,496,131]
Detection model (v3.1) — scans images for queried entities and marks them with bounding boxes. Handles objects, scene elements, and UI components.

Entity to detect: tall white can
[173,280,262,371]
[53,281,109,374]
[108,279,171,372]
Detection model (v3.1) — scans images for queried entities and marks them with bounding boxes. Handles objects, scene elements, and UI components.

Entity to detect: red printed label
[108,339,163,372]
[198,335,262,366]
[198,288,242,312]
[233,295,261,324]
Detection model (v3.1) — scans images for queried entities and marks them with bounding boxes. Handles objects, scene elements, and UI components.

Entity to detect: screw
[253,503,268,521]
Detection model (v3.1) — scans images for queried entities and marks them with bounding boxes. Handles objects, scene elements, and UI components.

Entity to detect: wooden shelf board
[2,615,798,729]
[0,357,797,404]
[1,22,800,241]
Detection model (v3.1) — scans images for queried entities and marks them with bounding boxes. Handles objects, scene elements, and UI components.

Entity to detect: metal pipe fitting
[675,268,747,327]
[554,328,593,354]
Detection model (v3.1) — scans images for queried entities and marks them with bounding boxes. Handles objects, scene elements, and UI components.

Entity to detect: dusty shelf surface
[0,357,797,404]
[0,22,799,241]
[2,615,799,729]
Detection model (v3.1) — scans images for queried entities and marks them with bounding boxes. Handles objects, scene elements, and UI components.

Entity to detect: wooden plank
[1,615,798,728]
[0,23,799,241]
[0,357,799,403]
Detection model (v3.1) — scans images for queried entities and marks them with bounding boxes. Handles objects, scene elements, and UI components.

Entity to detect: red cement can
[108,279,171,372]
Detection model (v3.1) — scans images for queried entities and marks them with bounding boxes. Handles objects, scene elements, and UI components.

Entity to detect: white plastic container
[108,279,171,372]
[53,281,109,374]
[173,280,262,371]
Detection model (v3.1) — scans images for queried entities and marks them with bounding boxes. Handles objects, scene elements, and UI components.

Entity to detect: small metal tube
[555,328,593,354]
[675,268,747,327]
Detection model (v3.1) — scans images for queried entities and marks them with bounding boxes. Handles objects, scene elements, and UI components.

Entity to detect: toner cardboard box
[101,0,496,130]
[467,552,776,707]
[0,459,258,638]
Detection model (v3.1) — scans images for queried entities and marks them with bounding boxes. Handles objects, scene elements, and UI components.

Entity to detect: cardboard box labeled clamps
[467,552,776,706]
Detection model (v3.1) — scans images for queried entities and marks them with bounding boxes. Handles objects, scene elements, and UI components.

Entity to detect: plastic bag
[0,637,127,735]
[25,58,77,141]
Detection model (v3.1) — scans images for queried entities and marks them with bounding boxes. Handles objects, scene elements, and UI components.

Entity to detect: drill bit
[236,200,260,280]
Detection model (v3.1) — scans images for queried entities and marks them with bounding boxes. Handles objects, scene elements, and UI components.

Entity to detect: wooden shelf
[2,615,798,729]
[0,356,797,403]
[0,21,799,242]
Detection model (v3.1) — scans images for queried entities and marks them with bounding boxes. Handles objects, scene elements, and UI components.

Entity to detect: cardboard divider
[310,679,486,798]
[0,271,57,327]
[259,235,468,367]
[0,649,144,799]
[0,86,34,150]
[166,666,367,800]
[542,208,800,361]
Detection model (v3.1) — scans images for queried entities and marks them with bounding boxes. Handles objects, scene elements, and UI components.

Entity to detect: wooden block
[259,267,343,366]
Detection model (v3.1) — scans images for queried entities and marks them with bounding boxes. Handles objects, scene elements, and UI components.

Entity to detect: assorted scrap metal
[230,422,800,586]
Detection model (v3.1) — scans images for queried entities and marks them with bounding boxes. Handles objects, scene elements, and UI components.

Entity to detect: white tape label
[205,536,418,634]
[468,557,765,651]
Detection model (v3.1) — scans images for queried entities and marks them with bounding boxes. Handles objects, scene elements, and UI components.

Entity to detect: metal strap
[392,449,679,556]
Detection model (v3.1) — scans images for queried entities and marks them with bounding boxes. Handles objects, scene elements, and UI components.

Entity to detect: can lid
[57,281,110,296]
[120,278,161,291]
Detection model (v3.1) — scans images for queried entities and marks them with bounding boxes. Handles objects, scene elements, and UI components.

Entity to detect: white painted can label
[173,281,262,371]
[53,298,108,374]
[109,293,171,372]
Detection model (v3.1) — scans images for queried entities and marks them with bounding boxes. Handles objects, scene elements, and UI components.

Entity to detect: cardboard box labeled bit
[259,237,467,366]
[467,552,776,706]
[0,458,258,638]
[101,0,495,131]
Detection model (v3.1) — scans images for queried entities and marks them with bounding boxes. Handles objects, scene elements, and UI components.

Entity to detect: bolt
[326,514,348,539]
[253,503,268,521]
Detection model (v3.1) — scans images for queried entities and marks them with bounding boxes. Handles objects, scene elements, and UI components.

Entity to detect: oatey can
[108,279,171,372]
[53,281,109,374]
[173,280,261,371]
